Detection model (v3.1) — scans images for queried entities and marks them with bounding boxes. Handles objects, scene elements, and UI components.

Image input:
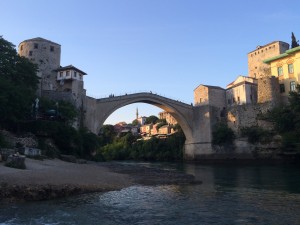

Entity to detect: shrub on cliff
[212,123,235,146]
[241,126,273,144]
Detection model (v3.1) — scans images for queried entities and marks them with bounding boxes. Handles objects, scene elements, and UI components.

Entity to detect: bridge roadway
[84,92,220,160]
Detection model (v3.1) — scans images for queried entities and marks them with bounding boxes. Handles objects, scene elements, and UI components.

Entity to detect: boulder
[60,154,77,163]
[5,154,26,169]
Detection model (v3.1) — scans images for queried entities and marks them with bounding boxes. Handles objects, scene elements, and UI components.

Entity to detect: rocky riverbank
[0,159,200,202]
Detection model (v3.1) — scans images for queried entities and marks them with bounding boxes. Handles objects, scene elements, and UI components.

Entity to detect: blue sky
[1,0,299,124]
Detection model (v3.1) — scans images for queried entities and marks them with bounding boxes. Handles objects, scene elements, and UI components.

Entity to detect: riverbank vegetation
[212,84,300,153]
[264,85,300,152]
[96,128,185,161]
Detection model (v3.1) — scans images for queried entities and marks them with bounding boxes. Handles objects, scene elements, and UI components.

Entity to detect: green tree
[212,123,235,145]
[39,98,78,124]
[145,115,159,124]
[132,119,139,126]
[265,85,300,152]
[156,120,167,131]
[99,124,116,145]
[291,32,299,48]
[0,36,38,128]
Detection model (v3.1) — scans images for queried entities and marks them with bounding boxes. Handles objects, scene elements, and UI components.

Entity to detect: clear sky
[1,0,299,125]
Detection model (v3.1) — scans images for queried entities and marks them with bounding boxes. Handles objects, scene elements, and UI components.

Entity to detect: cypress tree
[291,32,299,48]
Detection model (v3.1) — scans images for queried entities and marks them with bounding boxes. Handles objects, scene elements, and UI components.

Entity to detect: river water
[1,162,300,225]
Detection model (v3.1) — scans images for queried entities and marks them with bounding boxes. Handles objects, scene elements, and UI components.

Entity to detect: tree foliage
[131,119,139,126]
[39,98,78,124]
[212,123,235,145]
[265,85,300,152]
[98,125,117,145]
[145,115,159,124]
[156,120,168,131]
[291,32,299,48]
[0,36,38,128]
[241,126,273,144]
[97,130,185,162]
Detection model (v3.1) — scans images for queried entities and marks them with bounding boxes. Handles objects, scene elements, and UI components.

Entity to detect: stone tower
[257,76,281,106]
[248,41,289,79]
[18,37,61,96]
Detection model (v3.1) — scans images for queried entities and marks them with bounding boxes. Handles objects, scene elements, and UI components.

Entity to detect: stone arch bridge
[84,92,220,160]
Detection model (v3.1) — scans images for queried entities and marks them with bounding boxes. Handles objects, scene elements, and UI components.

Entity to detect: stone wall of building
[208,88,226,109]
[194,85,209,105]
[227,103,274,134]
[257,76,281,105]
[159,111,177,125]
[194,85,226,109]
[248,41,289,79]
[18,38,61,96]
[42,90,75,105]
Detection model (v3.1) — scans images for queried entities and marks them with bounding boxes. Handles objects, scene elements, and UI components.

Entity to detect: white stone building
[226,76,258,106]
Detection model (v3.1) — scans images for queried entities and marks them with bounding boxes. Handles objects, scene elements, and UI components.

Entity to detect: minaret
[136,107,139,120]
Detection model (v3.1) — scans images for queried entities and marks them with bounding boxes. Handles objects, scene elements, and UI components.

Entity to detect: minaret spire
[136,107,139,120]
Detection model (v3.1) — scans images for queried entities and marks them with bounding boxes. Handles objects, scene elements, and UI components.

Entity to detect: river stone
[5,154,26,169]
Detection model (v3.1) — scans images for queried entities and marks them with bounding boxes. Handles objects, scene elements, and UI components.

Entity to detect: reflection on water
[0,163,300,225]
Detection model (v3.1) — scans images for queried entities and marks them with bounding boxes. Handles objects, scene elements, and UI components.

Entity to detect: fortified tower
[18,37,87,128]
[257,76,281,106]
[18,37,61,96]
[248,41,289,79]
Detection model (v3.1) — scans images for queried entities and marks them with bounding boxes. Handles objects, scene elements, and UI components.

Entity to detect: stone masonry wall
[18,38,61,94]
[194,85,208,105]
[42,90,75,104]
[257,76,281,105]
[227,103,274,135]
[208,88,226,109]
[248,41,289,78]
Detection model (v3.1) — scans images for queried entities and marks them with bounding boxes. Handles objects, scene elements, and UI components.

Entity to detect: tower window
[34,43,38,49]
[29,51,33,56]
[74,71,77,77]
[50,46,54,52]
[66,71,70,76]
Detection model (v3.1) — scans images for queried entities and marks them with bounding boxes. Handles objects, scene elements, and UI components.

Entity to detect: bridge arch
[84,93,194,143]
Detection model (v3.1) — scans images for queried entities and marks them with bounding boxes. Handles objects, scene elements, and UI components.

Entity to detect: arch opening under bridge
[84,92,217,160]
